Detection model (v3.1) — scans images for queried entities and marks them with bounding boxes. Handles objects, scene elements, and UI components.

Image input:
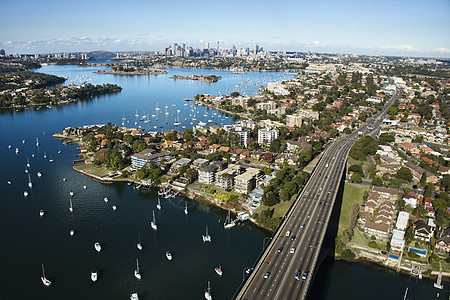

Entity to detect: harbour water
[0,64,446,299]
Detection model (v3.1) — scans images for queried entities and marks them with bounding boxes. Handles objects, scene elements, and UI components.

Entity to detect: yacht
[224,210,235,229]
[204,281,212,300]
[41,264,51,287]
[137,233,143,250]
[215,266,223,276]
[156,198,161,210]
[202,225,211,242]
[166,251,172,261]
[150,210,157,230]
[134,258,141,280]
[91,269,98,282]
[94,242,101,252]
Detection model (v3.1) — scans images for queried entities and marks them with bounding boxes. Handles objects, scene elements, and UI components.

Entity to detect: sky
[1,0,449,58]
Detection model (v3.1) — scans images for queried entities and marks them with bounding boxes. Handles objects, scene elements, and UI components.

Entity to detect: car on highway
[328,189,332,194]
[286,230,291,236]
[295,270,301,280]
[277,247,284,253]
[300,223,305,228]
[290,247,295,254]
[291,235,296,240]
[302,271,308,280]
[246,268,254,274]
[264,272,271,279]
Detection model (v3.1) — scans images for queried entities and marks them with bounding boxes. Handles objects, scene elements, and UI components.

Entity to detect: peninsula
[171,74,221,82]
[95,66,167,76]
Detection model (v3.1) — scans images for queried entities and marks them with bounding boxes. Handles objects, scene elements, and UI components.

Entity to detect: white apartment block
[258,128,279,146]
[286,114,303,127]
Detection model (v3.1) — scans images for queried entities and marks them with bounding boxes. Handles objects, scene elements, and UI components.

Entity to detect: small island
[96,66,167,76]
[0,71,122,108]
[171,74,221,82]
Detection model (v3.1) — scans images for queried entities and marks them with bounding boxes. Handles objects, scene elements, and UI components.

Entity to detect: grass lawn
[257,194,298,220]
[338,183,370,235]
[74,163,110,177]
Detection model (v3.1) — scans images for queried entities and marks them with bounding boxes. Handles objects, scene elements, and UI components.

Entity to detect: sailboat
[43,151,46,159]
[151,210,157,230]
[184,201,188,215]
[204,281,212,300]
[57,147,61,154]
[174,115,181,126]
[36,137,39,147]
[202,225,212,242]
[157,198,161,210]
[70,229,75,236]
[69,199,73,212]
[37,172,42,178]
[137,233,143,250]
[41,264,51,287]
[166,251,172,261]
[28,174,33,189]
[94,242,101,252]
[91,269,98,282]
[40,210,45,217]
[24,191,28,197]
[69,191,74,197]
[224,210,235,229]
[27,157,30,168]
[134,258,141,280]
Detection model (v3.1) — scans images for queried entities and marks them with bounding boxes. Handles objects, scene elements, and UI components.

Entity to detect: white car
[290,247,295,254]
[285,230,291,237]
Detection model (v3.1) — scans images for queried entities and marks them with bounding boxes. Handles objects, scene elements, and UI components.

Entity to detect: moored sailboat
[150,210,157,230]
[202,225,211,242]
[137,233,143,250]
[134,258,141,280]
[41,264,51,287]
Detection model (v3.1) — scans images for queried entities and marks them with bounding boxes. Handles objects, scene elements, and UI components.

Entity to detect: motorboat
[24,191,28,197]
[166,251,172,261]
[37,172,42,178]
[69,191,74,197]
[130,293,139,300]
[94,242,101,252]
[112,205,117,211]
[91,269,98,282]
[41,264,51,287]
[70,230,75,236]
[215,266,223,276]
[104,197,108,203]
[39,210,45,217]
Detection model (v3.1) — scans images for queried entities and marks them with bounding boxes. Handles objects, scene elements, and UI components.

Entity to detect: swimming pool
[409,247,427,256]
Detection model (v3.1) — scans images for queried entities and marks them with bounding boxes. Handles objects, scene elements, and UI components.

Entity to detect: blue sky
[1,0,449,58]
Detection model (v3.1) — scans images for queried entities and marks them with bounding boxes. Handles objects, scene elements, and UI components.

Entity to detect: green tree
[419,172,427,187]
[372,177,383,186]
[396,167,413,182]
[351,173,362,183]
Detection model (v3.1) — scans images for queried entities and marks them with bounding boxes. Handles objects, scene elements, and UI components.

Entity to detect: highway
[235,87,402,300]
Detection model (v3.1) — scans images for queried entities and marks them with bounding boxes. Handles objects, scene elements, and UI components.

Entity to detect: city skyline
[1,0,449,58]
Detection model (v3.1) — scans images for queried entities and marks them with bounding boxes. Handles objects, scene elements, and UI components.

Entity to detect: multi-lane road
[235,88,402,300]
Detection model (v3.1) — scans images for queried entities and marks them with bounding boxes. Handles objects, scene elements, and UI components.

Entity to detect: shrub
[368,241,377,248]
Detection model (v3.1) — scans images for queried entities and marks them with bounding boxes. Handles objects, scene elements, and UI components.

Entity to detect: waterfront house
[198,164,218,185]
[414,220,434,243]
[234,167,260,194]
[435,229,450,253]
[191,158,209,170]
[170,158,191,173]
[390,229,406,252]
[215,164,241,189]
[131,149,173,169]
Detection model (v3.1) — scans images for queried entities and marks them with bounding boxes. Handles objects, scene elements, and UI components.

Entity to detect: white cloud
[381,44,419,52]
[432,47,450,53]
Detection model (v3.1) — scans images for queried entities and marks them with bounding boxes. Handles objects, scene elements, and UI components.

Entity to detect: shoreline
[95,69,167,76]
